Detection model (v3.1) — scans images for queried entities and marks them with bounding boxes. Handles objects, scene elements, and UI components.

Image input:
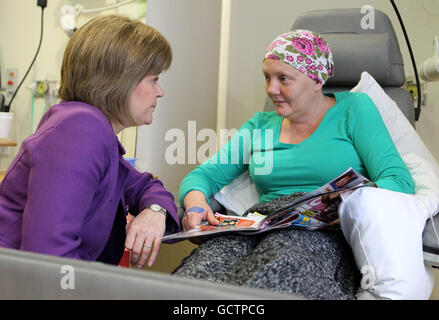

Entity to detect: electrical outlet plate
[6,68,18,95]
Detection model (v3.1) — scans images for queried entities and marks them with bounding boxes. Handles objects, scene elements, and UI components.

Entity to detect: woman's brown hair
[59,15,172,125]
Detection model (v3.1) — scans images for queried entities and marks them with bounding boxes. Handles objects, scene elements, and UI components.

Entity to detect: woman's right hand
[182,191,220,231]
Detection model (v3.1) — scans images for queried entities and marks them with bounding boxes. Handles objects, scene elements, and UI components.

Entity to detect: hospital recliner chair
[178,8,439,270]
[177,9,439,291]
[262,8,439,267]
[0,246,300,299]
[174,8,439,301]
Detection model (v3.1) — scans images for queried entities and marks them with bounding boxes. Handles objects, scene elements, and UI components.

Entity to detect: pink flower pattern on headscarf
[264,29,334,85]
[314,36,329,55]
[291,38,315,56]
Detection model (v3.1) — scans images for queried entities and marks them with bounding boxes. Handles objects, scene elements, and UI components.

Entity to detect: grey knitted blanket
[172,192,361,300]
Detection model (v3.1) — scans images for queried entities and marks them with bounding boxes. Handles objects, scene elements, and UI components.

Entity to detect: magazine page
[161,212,266,241]
[254,167,371,231]
[163,167,372,240]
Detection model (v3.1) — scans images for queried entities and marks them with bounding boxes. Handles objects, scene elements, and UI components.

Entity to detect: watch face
[150,204,161,211]
[149,204,166,215]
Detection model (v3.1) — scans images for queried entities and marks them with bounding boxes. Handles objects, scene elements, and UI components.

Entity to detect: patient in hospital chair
[172,30,433,300]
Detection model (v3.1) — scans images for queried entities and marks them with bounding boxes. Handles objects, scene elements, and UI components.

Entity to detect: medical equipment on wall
[60,3,78,37]
[0,0,47,113]
[60,0,137,37]
[420,36,439,82]
[404,36,439,108]
[24,67,59,133]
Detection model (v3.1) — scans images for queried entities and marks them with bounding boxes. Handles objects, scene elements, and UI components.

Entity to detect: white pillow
[346,72,439,299]
[214,170,259,216]
[351,71,439,215]
[339,187,434,299]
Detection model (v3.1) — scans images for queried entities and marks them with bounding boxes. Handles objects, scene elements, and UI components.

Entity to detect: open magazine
[162,167,372,241]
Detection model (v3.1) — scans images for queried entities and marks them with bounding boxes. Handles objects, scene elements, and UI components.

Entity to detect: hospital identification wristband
[183,206,205,218]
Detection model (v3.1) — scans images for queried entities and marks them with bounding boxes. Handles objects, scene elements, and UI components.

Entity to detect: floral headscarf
[264,29,334,85]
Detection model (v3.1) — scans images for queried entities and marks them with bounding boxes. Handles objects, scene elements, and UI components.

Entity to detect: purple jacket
[0,101,180,262]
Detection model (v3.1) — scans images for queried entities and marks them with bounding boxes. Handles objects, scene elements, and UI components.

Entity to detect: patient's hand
[182,191,220,231]
[183,204,218,231]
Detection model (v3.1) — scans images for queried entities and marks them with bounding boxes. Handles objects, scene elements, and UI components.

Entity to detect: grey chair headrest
[292,8,405,87]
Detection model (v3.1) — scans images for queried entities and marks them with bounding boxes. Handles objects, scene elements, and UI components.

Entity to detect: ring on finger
[144,243,153,248]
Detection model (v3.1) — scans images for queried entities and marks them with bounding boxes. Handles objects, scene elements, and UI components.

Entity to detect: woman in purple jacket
[0,15,180,268]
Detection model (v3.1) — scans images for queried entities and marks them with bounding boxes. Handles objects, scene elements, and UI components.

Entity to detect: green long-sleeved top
[179,91,414,206]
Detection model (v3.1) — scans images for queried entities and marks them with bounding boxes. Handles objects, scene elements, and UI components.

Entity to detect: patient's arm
[182,191,219,231]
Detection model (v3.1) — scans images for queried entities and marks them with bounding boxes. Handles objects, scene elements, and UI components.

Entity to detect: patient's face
[263,59,319,120]
[127,74,164,126]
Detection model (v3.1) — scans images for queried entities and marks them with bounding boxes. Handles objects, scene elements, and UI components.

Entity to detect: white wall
[224,0,439,162]
[134,0,221,197]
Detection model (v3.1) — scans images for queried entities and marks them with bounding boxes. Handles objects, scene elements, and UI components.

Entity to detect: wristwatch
[148,204,167,216]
